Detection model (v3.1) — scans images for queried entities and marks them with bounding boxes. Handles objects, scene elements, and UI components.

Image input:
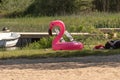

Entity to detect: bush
[24,0,77,16]
[0,0,33,17]
[24,33,106,50]
[0,0,94,17]
[24,0,94,16]
[24,37,53,49]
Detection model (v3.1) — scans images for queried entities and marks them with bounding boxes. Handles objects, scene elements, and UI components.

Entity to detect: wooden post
[104,33,108,39]
[113,33,117,38]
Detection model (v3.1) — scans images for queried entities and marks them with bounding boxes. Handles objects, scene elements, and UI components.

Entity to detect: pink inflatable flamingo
[48,20,84,50]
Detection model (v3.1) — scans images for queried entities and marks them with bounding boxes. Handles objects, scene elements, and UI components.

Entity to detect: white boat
[0,32,20,47]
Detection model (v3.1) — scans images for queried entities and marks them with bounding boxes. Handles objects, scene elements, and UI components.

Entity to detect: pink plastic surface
[49,20,84,50]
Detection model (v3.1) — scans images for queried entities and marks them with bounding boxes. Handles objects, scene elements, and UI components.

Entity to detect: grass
[0,12,120,59]
[0,12,120,32]
[0,48,120,59]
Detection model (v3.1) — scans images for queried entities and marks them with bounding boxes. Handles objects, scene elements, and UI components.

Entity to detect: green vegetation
[0,0,120,17]
[24,37,53,49]
[0,12,119,59]
[0,32,111,60]
[0,0,120,59]
[23,35,106,50]
[0,0,33,17]
[0,13,120,32]
[0,49,120,59]
[0,0,93,17]
[93,0,120,12]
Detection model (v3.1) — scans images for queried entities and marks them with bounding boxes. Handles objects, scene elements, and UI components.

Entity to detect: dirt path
[0,54,120,80]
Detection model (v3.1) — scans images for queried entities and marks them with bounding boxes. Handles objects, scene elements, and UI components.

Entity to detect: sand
[0,54,120,80]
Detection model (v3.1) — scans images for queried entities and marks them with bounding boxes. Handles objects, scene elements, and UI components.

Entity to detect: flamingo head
[48,21,56,36]
[48,22,54,36]
[48,20,65,36]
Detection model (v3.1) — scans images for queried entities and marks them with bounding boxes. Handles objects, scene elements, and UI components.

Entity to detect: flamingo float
[48,20,84,50]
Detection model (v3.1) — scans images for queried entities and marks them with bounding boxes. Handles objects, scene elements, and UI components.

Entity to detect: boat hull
[0,32,20,47]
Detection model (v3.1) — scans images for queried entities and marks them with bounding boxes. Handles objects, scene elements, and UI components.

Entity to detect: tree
[25,0,77,16]
[0,0,33,13]
[93,0,120,12]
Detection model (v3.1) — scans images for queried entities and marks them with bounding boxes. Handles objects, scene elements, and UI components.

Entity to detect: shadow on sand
[0,54,120,70]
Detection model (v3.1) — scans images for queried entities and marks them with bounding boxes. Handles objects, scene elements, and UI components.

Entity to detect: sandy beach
[0,54,120,80]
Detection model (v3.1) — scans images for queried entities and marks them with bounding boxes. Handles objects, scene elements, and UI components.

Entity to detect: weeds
[0,13,120,32]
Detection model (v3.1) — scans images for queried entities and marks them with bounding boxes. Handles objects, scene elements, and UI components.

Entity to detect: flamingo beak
[48,29,52,36]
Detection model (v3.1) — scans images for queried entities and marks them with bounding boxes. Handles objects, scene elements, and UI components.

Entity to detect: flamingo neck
[52,21,65,45]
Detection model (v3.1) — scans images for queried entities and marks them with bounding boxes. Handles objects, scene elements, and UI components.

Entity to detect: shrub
[24,37,53,49]
[24,0,77,16]
[0,0,94,17]
[0,0,33,17]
